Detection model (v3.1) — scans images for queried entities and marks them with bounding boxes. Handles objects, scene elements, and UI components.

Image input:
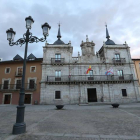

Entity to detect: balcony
[51,58,65,65]
[15,72,23,77]
[112,58,126,65]
[46,74,133,84]
[0,83,37,91]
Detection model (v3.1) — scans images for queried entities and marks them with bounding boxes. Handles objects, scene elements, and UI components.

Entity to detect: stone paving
[0,103,140,140]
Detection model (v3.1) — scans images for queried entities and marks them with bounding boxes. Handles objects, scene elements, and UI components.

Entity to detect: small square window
[5,68,10,74]
[30,66,36,73]
[122,89,127,97]
[55,91,61,99]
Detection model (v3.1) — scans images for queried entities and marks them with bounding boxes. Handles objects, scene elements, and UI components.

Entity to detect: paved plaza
[0,103,140,140]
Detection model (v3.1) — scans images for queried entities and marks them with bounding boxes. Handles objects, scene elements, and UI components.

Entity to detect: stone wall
[40,40,140,104]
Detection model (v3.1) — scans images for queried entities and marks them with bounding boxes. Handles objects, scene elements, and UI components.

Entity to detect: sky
[0,0,140,60]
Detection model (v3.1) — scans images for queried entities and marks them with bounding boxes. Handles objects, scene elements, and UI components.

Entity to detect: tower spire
[105,23,110,39]
[57,23,61,39]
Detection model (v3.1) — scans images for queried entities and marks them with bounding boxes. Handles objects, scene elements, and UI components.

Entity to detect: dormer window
[27,53,36,60]
[28,58,35,60]
[13,54,23,61]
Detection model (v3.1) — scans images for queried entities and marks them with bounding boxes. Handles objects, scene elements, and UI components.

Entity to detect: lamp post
[6,16,51,134]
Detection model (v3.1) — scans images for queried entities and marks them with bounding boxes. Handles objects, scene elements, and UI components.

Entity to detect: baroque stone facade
[40,26,140,104]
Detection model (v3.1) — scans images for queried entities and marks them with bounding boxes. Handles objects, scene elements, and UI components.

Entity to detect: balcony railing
[51,58,65,65]
[15,72,23,77]
[0,83,36,91]
[46,74,133,83]
[112,58,126,64]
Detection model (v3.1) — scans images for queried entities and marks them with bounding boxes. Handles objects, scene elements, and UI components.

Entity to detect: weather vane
[58,22,62,27]
[105,22,107,27]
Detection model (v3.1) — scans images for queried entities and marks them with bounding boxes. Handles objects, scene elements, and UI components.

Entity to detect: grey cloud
[0,0,140,60]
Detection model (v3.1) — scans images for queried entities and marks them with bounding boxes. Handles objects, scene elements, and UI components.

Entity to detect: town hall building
[40,25,140,104]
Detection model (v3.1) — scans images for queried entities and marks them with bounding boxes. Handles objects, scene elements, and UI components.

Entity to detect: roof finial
[105,22,110,39]
[57,22,61,39]
[86,35,89,42]
[78,51,80,57]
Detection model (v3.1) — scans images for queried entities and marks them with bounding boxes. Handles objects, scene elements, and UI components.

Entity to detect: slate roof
[13,54,23,61]
[53,39,65,45]
[105,39,115,45]
[27,53,36,60]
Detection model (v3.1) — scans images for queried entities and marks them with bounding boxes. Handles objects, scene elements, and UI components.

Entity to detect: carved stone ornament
[43,48,46,53]
[114,49,119,52]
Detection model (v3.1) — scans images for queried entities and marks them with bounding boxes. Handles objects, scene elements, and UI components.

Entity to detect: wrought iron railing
[46,74,133,82]
[51,58,65,64]
[112,58,126,64]
[15,72,23,76]
[0,83,36,90]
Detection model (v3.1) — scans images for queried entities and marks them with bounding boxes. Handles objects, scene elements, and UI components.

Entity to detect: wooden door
[87,88,97,102]
[4,95,11,104]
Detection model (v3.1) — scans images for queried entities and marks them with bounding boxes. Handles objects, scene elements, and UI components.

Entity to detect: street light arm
[9,38,26,47]
[9,32,46,46]
[29,35,46,43]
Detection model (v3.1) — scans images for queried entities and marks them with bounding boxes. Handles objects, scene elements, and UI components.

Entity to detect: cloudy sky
[0,0,140,60]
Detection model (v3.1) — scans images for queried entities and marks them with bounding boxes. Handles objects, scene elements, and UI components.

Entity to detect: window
[118,70,123,76]
[88,70,93,80]
[28,58,35,60]
[55,91,61,99]
[30,66,36,73]
[55,54,61,60]
[17,67,23,76]
[55,71,61,77]
[55,71,61,81]
[89,70,93,76]
[5,68,10,74]
[29,79,35,89]
[16,80,21,89]
[122,89,127,97]
[3,80,9,89]
[118,70,124,80]
[115,54,120,60]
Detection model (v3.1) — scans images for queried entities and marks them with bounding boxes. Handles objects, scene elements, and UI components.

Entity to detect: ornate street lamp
[6,16,51,134]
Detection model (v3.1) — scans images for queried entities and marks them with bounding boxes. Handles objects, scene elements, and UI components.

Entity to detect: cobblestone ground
[0,103,140,140]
